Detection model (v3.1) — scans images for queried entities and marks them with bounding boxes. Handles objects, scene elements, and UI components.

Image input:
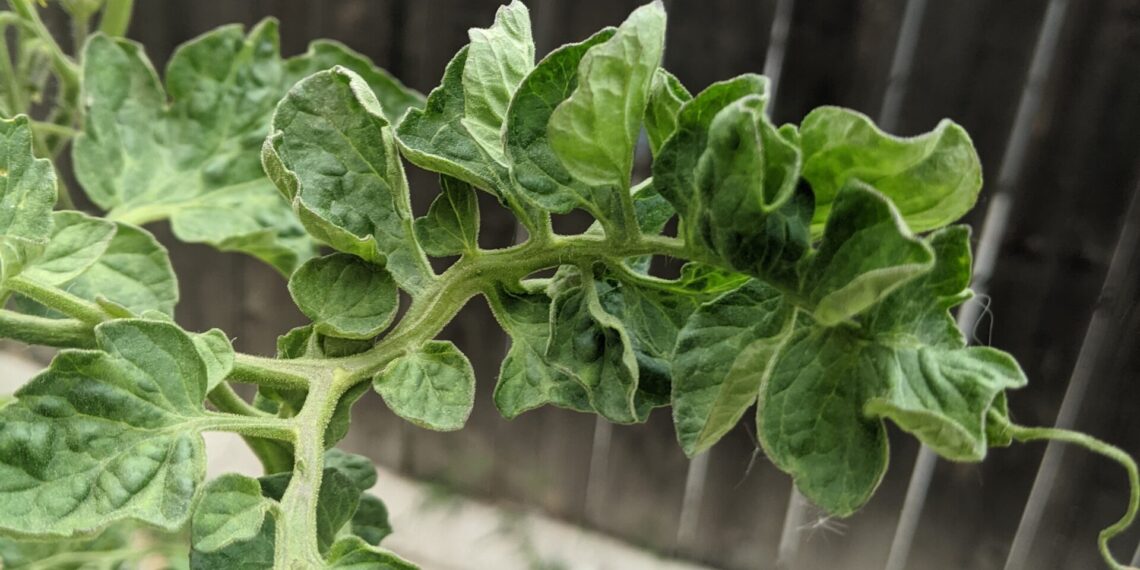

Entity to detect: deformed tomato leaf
[286,40,425,125]
[0,115,55,282]
[0,319,215,536]
[672,281,794,456]
[486,283,592,418]
[759,227,1026,516]
[193,328,235,392]
[800,106,982,236]
[864,345,1027,461]
[191,474,276,554]
[17,212,114,286]
[73,23,312,274]
[644,68,691,156]
[462,1,535,165]
[326,536,417,570]
[256,450,390,554]
[504,27,615,215]
[373,341,476,431]
[62,221,180,317]
[548,2,665,190]
[545,267,646,423]
[396,1,534,197]
[757,326,892,516]
[414,175,480,257]
[653,74,768,229]
[288,253,399,340]
[351,495,392,546]
[801,181,933,326]
[264,67,433,293]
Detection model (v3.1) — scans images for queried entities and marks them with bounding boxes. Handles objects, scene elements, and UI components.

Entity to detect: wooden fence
[58,0,1140,568]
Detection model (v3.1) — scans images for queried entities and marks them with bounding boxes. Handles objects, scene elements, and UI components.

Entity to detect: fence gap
[884,0,1072,568]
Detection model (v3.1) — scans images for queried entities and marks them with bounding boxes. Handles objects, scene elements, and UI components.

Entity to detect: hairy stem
[5,276,111,324]
[8,0,79,90]
[208,383,296,474]
[0,309,94,348]
[275,370,340,568]
[1006,423,1139,570]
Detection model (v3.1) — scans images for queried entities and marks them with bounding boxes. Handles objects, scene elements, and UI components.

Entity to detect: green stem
[70,14,89,58]
[8,0,79,90]
[231,353,316,391]
[29,119,79,138]
[0,12,29,114]
[0,309,95,348]
[275,371,338,568]
[208,383,295,474]
[5,275,110,324]
[1006,423,1139,570]
[97,0,134,37]
[208,382,271,418]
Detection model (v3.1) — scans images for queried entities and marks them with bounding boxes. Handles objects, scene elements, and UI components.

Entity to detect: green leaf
[653,74,768,228]
[758,229,1026,515]
[859,225,973,347]
[757,326,890,516]
[372,341,476,431]
[395,49,505,194]
[864,346,1027,460]
[190,503,274,570]
[548,1,665,190]
[0,115,54,244]
[546,267,645,423]
[595,273,702,405]
[414,175,480,257]
[193,328,235,392]
[0,319,214,536]
[62,221,180,317]
[351,495,393,546]
[289,253,399,339]
[694,95,804,276]
[503,27,616,215]
[486,283,592,418]
[860,226,1027,459]
[802,181,933,326]
[324,448,378,491]
[326,536,417,570]
[17,211,115,286]
[287,41,425,125]
[395,2,533,198]
[0,521,134,569]
[73,23,314,274]
[264,67,432,294]
[461,0,535,165]
[192,474,276,553]
[645,68,691,156]
[800,106,982,236]
[0,115,55,283]
[672,281,794,455]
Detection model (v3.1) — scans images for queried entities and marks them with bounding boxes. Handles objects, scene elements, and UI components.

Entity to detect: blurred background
[6,0,1140,569]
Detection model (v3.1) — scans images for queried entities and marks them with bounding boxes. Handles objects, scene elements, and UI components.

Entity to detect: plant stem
[0,309,94,348]
[231,353,316,391]
[208,383,295,474]
[97,0,134,37]
[8,0,79,90]
[1006,423,1140,570]
[275,370,339,568]
[5,275,111,324]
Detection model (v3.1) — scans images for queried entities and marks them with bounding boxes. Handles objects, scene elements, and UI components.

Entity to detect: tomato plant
[0,1,1136,568]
